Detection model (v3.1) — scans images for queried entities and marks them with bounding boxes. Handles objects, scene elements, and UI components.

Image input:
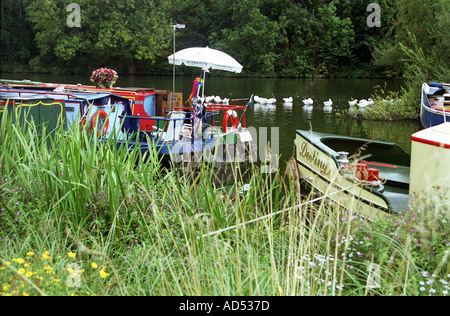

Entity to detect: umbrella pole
[202,70,206,100]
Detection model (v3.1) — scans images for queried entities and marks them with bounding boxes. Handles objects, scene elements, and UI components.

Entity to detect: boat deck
[362,160,409,189]
[295,130,411,214]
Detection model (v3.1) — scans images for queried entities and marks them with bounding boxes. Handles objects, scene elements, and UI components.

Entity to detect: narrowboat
[420,82,450,128]
[0,79,180,132]
[0,79,255,164]
[0,94,67,134]
[293,130,411,219]
[0,87,219,163]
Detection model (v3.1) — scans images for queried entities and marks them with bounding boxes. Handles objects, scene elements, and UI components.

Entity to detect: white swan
[222,98,229,104]
[303,98,313,105]
[348,99,358,107]
[283,97,293,103]
[267,98,277,104]
[254,96,261,103]
[323,99,333,112]
[358,98,374,108]
[214,96,222,103]
[323,99,333,107]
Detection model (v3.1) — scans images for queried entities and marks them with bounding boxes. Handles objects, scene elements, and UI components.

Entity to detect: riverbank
[1,112,448,296]
[344,86,419,121]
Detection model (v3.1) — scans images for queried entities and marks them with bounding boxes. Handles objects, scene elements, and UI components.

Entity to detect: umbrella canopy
[167,47,243,73]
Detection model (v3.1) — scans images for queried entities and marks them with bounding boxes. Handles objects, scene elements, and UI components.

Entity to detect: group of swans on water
[254,95,297,105]
[199,94,375,111]
[302,97,375,112]
[302,98,333,112]
[198,95,230,104]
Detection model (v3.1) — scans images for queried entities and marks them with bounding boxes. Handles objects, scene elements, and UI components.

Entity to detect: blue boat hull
[421,83,450,129]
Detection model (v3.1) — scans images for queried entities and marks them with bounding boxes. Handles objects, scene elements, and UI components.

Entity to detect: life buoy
[90,110,109,136]
[223,110,238,133]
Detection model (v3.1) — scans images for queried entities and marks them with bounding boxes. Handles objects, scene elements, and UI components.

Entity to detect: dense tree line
[1,0,449,85]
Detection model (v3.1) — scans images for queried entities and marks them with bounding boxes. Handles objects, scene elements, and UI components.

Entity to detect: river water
[1,73,421,170]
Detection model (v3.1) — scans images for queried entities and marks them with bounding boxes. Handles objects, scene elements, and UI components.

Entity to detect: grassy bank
[345,84,419,121]
[0,112,449,296]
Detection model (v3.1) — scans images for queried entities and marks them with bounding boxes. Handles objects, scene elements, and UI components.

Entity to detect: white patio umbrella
[167,47,243,104]
[167,46,243,73]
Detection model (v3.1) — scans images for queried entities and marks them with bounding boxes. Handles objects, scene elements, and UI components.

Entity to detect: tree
[208,0,281,77]
[26,0,172,74]
[0,0,36,71]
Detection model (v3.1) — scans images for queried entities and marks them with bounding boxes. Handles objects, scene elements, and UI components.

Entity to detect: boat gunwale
[294,130,410,215]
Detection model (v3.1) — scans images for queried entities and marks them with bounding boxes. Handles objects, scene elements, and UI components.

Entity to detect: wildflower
[18,268,26,274]
[67,252,76,258]
[12,258,24,264]
[26,251,34,256]
[25,271,33,277]
[42,251,51,260]
[91,262,98,269]
[99,269,109,278]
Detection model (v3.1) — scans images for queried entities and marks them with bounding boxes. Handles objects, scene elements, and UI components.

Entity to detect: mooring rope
[202,182,361,238]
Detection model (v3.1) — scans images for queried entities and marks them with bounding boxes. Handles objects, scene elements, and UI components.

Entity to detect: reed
[0,113,448,296]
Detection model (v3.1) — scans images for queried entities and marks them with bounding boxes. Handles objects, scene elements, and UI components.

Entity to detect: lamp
[171,23,185,111]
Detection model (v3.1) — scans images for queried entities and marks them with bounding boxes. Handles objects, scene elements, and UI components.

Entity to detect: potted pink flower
[90,67,118,88]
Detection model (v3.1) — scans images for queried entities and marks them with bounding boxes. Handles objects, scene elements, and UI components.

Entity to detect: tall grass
[1,111,448,296]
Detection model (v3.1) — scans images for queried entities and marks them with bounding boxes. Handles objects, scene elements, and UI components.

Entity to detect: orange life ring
[90,110,109,136]
[223,110,238,133]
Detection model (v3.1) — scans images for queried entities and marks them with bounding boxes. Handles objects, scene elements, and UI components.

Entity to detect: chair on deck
[162,111,185,142]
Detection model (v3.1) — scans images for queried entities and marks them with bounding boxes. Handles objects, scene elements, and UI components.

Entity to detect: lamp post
[171,23,185,111]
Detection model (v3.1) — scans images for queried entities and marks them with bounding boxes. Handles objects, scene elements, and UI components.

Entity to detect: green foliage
[0,0,37,71]
[0,0,445,82]
[1,116,449,296]
[372,0,450,109]
[25,0,172,73]
[1,0,399,77]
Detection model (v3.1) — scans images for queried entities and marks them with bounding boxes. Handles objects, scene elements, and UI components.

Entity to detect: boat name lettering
[299,141,331,175]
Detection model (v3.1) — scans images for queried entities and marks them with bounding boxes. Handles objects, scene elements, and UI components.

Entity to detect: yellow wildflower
[18,268,26,274]
[23,292,30,296]
[44,264,53,272]
[67,252,76,258]
[42,251,51,260]
[25,271,33,277]
[26,251,34,256]
[12,258,24,264]
[91,262,98,269]
[99,269,109,279]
